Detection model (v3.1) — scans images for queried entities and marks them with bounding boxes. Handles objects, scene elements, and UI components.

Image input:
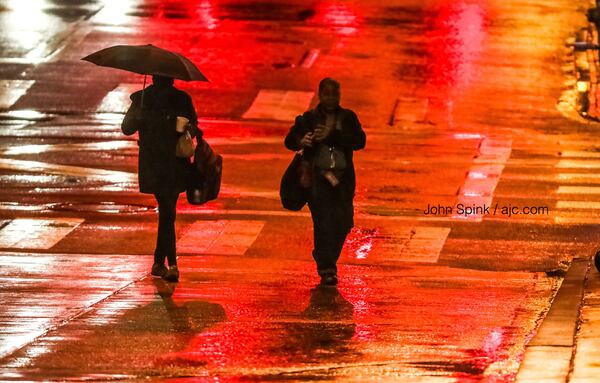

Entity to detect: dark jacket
[121,84,200,195]
[285,104,366,230]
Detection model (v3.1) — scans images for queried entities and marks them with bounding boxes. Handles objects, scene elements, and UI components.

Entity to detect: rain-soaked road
[1,0,600,381]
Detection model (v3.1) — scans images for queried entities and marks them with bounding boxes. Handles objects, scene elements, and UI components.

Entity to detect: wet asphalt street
[1,0,600,381]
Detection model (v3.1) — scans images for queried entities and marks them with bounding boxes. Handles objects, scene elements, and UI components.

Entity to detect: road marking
[0,158,136,183]
[0,80,35,109]
[556,201,600,209]
[242,90,314,121]
[0,141,136,155]
[97,83,141,113]
[556,159,600,169]
[557,173,600,182]
[178,220,266,255]
[557,186,600,195]
[560,150,600,158]
[391,97,428,124]
[372,226,450,263]
[0,218,83,249]
[453,138,511,222]
[300,49,320,68]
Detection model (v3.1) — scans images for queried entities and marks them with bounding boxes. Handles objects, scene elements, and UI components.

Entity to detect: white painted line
[402,227,450,263]
[556,159,600,169]
[376,226,450,263]
[557,173,600,182]
[556,201,600,209]
[0,141,136,156]
[560,150,600,158]
[0,218,83,249]
[453,138,511,221]
[557,186,600,195]
[301,49,320,68]
[178,220,266,255]
[0,158,136,183]
[242,89,314,121]
[393,97,428,124]
[0,80,35,109]
[97,83,142,114]
[468,164,504,177]
[554,215,600,224]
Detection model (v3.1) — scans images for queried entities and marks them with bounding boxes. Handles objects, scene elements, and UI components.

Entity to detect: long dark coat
[121,84,200,195]
[284,104,366,231]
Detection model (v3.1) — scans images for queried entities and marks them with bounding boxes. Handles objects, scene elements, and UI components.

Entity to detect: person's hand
[314,124,333,142]
[300,132,315,148]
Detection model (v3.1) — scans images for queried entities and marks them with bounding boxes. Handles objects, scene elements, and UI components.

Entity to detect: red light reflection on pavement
[425,1,488,122]
[309,2,362,36]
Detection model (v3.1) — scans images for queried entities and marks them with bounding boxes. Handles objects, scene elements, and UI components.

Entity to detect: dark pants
[311,223,349,276]
[154,193,179,266]
[308,185,351,276]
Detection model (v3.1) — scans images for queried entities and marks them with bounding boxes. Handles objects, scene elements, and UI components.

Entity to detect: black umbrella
[82,44,209,106]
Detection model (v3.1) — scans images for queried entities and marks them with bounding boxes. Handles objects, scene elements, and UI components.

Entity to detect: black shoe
[163,265,179,282]
[320,274,338,286]
[151,263,168,277]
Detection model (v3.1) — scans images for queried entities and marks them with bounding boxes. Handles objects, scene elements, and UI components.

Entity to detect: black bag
[280,153,310,211]
[186,138,222,205]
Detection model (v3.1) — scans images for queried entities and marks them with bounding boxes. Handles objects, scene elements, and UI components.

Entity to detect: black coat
[285,104,366,231]
[121,84,200,195]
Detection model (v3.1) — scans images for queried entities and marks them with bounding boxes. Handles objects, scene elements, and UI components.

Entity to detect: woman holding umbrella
[121,74,199,282]
[83,45,209,282]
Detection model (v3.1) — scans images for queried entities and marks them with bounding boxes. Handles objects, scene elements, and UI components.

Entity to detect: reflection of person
[285,78,366,285]
[122,75,201,282]
[151,278,226,333]
[273,286,356,362]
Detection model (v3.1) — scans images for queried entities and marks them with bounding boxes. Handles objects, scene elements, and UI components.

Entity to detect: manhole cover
[52,202,154,214]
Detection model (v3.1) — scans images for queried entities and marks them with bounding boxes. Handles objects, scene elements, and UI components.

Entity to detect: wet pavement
[1,0,600,381]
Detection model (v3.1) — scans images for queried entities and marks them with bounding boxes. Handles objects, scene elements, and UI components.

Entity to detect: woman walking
[121,75,200,282]
[285,78,366,285]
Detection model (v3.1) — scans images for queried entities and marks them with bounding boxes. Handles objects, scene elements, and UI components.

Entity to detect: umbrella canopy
[82,44,209,82]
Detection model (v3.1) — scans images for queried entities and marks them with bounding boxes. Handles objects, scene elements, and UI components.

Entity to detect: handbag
[175,130,195,158]
[314,144,346,171]
[280,153,311,211]
[186,138,222,205]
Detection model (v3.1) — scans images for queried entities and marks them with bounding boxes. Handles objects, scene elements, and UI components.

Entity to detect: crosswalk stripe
[556,159,600,169]
[557,173,600,182]
[97,83,141,114]
[0,80,35,109]
[560,150,600,158]
[242,89,314,121]
[392,97,428,124]
[178,220,266,255]
[453,138,511,222]
[557,186,600,195]
[0,158,136,183]
[0,141,136,156]
[0,218,83,249]
[554,216,600,224]
[376,226,450,263]
[556,201,600,209]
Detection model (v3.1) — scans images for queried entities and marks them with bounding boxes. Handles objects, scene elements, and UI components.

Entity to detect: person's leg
[154,194,167,264]
[331,227,349,267]
[312,222,337,277]
[160,193,179,266]
[156,192,180,282]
